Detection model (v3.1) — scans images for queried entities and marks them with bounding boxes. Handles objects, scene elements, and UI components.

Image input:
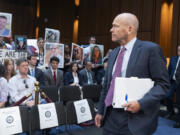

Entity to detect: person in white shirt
[0,64,8,108]
[8,58,36,107]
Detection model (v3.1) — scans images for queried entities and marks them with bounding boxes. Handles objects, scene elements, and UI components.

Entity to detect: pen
[125,94,128,102]
[124,94,128,111]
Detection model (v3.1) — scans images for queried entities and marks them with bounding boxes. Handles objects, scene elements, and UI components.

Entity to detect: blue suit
[166,56,179,114]
[98,39,170,135]
[168,56,179,81]
[28,67,45,87]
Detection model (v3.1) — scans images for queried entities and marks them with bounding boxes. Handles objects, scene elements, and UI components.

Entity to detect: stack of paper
[112,77,154,108]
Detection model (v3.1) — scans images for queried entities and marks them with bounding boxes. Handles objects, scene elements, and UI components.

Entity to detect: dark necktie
[105,47,126,107]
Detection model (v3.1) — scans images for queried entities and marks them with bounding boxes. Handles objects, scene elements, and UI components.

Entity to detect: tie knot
[121,47,126,52]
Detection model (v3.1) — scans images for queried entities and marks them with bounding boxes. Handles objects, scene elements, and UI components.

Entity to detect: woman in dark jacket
[64,62,80,86]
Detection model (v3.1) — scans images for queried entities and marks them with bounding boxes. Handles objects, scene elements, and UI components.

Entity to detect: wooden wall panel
[38,0,75,45]
[78,0,164,55]
[0,0,36,38]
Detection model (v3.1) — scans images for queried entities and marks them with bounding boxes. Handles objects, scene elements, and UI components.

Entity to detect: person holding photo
[37,37,45,66]
[0,15,10,36]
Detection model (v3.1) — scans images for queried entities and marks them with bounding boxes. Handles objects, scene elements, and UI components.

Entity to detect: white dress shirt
[28,66,35,77]
[112,37,137,77]
[8,73,36,104]
[72,72,79,84]
[0,77,8,102]
[173,56,180,80]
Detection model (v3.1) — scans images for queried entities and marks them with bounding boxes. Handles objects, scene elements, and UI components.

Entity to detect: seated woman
[64,62,80,86]
[0,64,8,108]
[4,59,16,81]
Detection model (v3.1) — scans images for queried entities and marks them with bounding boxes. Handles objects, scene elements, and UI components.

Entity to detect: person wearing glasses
[8,58,36,107]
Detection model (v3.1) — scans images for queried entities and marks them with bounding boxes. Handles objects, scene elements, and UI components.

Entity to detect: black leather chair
[40,86,59,102]
[59,86,81,103]
[82,85,102,102]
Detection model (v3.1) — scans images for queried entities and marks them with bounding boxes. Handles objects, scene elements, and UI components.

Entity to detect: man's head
[50,56,59,70]
[85,61,92,71]
[110,13,139,45]
[16,58,29,76]
[0,16,7,30]
[89,36,96,44]
[27,55,37,67]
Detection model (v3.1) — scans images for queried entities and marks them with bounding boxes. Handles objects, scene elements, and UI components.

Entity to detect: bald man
[95,13,169,135]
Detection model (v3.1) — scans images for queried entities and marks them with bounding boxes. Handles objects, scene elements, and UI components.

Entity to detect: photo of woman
[90,45,104,65]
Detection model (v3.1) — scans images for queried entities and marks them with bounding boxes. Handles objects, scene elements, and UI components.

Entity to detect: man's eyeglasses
[23,80,29,89]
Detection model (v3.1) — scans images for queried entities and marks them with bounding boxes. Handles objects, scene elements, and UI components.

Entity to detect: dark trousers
[166,80,180,122]
[166,80,178,113]
[103,107,133,135]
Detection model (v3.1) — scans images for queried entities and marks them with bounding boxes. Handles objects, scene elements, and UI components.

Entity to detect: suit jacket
[168,56,179,81]
[44,68,64,88]
[98,39,170,135]
[79,68,96,86]
[64,71,80,86]
[28,67,45,86]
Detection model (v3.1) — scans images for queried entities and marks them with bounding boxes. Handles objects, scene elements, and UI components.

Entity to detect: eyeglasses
[23,80,29,89]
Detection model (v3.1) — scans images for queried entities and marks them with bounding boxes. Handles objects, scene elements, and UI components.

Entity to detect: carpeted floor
[57,117,180,135]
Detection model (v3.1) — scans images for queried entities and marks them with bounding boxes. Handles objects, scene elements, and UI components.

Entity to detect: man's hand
[95,114,102,128]
[25,100,35,107]
[122,101,140,113]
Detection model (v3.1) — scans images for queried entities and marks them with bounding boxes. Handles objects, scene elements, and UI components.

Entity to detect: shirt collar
[16,73,31,80]
[121,37,137,50]
[28,66,35,70]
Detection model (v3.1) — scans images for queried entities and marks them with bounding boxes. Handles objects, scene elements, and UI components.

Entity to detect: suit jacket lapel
[49,69,54,85]
[126,39,142,77]
[56,70,60,86]
[108,47,121,81]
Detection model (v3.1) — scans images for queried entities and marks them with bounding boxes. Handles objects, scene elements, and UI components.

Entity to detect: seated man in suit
[165,45,180,119]
[174,60,180,128]
[79,61,96,86]
[44,56,64,89]
[27,54,45,87]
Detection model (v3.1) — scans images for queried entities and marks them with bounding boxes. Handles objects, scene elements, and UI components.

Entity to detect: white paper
[112,77,154,108]
[74,99,92,124]
[0,106,22,135]
[27,39,39,53]
[38,103,58,129]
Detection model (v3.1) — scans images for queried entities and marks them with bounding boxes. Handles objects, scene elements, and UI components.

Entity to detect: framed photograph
[71,43,84,65]
[27,39,39,56]
[14,35,27,51]
[44,43,64,68]
[89,44,104,65]
[45,28,60,43]
[0,12,12,37]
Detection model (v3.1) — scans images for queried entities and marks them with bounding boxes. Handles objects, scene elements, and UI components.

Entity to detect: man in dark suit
[27,54,45,87]
[95,13,170,135]
[165,45,180,119]
[174,60,180,128]
[44,56,64,89]
[79,61,96,86]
